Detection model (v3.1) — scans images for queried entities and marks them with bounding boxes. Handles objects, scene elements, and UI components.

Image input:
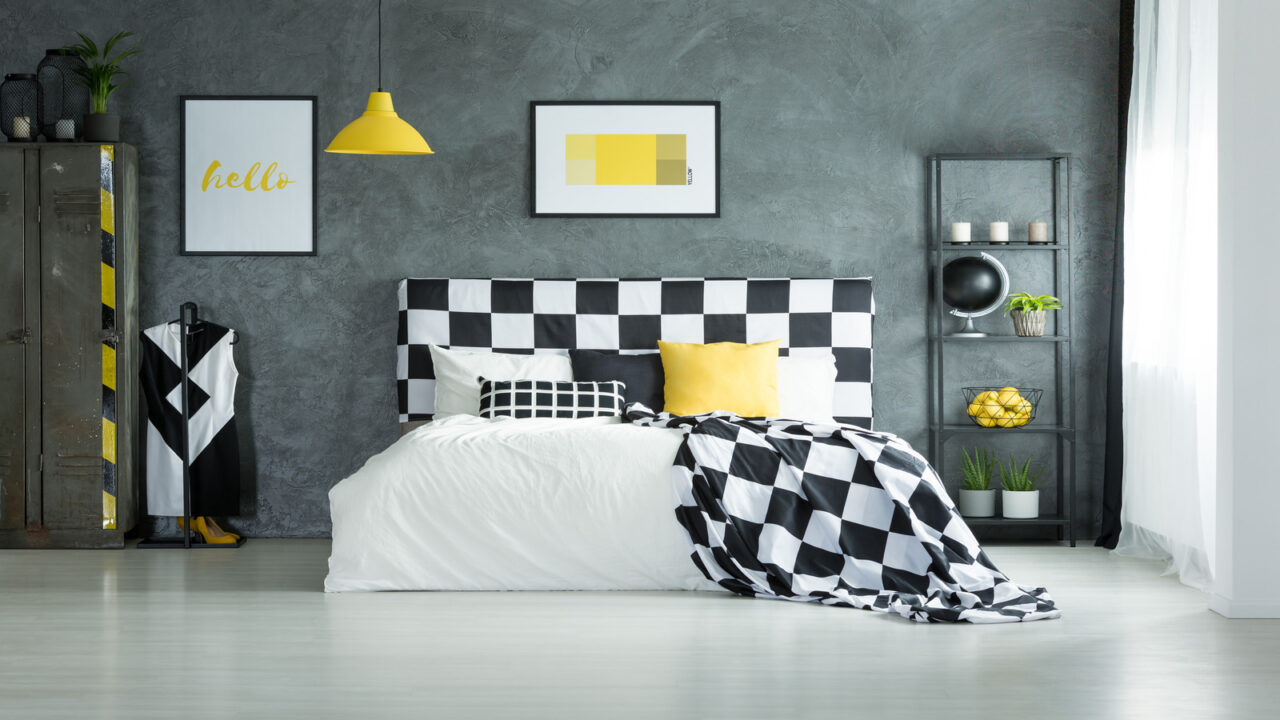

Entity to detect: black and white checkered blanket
[626,406,1060,623]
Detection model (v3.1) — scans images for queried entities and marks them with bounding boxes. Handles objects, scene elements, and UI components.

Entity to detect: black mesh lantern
[37,49,89,141]
[1,74,39,142]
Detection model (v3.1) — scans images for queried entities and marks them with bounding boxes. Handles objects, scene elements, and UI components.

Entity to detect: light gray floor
[1,540,1277,719]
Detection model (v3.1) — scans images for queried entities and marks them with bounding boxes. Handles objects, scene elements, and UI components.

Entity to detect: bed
[325,277,874,592]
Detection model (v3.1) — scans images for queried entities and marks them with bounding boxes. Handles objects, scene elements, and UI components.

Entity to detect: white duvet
[325,415,722,593]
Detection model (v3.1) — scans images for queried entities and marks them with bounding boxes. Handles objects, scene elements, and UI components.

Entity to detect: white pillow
[777,355,837,425]
[429,346,573,417]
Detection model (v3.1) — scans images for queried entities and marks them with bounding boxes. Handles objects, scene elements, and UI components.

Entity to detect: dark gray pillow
[569,350,664,411]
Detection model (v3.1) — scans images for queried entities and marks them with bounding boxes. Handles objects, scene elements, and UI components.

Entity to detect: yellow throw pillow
[659,340,781,417]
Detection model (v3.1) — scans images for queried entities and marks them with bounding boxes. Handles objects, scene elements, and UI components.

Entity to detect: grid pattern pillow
[478,378,628,419]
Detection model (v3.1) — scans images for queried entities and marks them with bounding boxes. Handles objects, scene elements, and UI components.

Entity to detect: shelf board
[962,515,1070,527]
[937,243,1067,251]
[936,334,1069,343]
[930,153,1072,161]
[936,424,1075,438]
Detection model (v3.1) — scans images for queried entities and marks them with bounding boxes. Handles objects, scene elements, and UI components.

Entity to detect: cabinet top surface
[0,141,137,149]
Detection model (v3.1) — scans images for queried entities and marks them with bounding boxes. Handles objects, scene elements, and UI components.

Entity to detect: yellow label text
[201,161,297,192]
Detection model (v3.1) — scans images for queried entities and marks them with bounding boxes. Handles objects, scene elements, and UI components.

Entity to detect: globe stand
[950,315,986,337]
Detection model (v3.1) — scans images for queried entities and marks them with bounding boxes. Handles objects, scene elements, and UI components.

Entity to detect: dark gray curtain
[1097,0,1135,549]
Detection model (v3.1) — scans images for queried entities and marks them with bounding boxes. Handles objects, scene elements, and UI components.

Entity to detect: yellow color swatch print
[566,134,686,185]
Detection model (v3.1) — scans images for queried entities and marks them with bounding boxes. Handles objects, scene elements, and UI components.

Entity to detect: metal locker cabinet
[0,143,139,548]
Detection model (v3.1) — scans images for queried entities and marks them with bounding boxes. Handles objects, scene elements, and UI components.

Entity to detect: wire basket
[962,386,1042,428]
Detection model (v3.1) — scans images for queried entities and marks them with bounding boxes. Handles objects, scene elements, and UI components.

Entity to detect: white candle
[989,221,1009,243]
[12,116,31,139]
[1028,221,1049,244]
[55,118,75,140]
[951,222,971,243]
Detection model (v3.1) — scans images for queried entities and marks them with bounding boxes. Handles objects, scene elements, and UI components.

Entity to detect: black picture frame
[529,100,721,218]
[180,95,318,256]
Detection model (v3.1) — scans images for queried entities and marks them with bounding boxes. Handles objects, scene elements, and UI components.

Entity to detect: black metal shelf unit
[926,153,1077,545]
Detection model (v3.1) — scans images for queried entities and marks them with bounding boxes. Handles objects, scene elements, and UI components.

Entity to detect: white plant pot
[1002,490,1040,519]
[1010,309,1048,337]
[958,489,996,517]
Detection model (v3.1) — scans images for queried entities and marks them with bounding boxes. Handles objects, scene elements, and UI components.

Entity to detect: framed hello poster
[181,95,317,255]
[530,101,720,218]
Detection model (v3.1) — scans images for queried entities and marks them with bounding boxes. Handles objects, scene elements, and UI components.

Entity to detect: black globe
[943,256,1004,312]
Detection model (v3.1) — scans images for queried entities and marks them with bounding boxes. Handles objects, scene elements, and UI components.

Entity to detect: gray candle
[55,118,75,140]
[1028,221,1049,244]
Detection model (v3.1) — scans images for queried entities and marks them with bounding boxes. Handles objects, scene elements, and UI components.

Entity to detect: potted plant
[65,31,139,142]
[957,447,997,517]
[1003,292,1063,337]
[999,453,1046,519]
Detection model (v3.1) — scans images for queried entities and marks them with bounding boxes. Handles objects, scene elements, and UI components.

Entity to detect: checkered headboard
[397,278,874,426]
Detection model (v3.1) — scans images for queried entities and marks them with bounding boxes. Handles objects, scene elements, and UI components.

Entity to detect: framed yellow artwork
[530,101,720,218]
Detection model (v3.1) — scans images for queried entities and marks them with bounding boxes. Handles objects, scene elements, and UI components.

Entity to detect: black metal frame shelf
[935,424,1075,438]
[941,243,1068,252]
[963,515,1071,527]
[926,153,1077,546]
[938,335,1070,343]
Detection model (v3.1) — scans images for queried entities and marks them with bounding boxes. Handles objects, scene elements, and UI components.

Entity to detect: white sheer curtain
[1114,0,1218,588]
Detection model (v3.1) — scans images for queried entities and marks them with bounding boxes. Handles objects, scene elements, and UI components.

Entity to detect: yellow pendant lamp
[326,0,433,155]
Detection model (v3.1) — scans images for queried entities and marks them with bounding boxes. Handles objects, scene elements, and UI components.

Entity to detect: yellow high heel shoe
[177,516,241,544]
[201,516,241,542]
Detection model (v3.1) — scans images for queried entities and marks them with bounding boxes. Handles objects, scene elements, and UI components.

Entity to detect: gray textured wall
[2,1,1118,537]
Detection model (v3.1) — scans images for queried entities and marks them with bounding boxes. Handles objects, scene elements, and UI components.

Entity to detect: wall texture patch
[0,0,1119,538]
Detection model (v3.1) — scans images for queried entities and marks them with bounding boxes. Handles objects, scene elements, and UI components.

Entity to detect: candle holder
[1,74,40,142]
[37,49,89,141]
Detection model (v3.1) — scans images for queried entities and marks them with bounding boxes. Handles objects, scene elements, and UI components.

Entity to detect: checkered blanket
[626,406,1060,623]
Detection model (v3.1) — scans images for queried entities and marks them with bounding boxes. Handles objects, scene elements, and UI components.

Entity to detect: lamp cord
[377,0,383,91]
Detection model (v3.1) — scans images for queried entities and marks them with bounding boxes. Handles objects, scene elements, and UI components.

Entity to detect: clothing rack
[138,302,244,549]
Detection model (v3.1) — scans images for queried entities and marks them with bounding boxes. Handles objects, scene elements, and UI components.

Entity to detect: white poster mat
[183,98,315,254]
[533,103,719,216]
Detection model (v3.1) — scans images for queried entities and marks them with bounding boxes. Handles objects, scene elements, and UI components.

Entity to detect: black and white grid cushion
[478,379,627,419]
[398,278,874,426]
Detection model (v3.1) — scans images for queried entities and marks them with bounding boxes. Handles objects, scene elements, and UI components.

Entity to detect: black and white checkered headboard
[397,278,874,426]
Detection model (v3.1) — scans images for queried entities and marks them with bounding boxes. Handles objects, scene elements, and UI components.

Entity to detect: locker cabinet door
[39,146,105,529]
[0,150,26,529]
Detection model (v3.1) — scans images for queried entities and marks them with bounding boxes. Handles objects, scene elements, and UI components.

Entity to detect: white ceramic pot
[958,489,996,517]
[1002,489,1040,519]
[1010,309,1047,337]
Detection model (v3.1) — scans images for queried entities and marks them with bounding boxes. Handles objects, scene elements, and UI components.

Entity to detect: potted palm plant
[65,31,140,142]
[1003,292,1063,337]
[999,453,1046,519]
[957,447,997,517]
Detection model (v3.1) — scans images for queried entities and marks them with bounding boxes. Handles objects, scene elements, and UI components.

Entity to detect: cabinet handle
[3,328,31,345]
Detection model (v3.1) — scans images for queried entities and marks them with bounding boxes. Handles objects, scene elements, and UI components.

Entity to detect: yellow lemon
[967,401,983,417]
[974,390,997,404]
[996,387,1022,408]
[976,416,997,428]
[995,413,1020,428]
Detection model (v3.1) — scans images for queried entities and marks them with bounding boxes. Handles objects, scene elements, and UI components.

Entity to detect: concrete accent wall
[1,1,1118,537]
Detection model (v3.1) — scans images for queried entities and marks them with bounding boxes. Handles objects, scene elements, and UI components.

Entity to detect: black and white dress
[140,321,241,517]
